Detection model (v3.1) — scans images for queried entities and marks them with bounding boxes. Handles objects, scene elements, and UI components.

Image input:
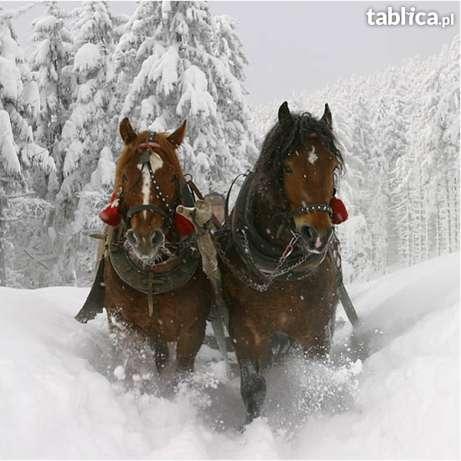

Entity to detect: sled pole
[337,279,359,327]
[210,304,230,372]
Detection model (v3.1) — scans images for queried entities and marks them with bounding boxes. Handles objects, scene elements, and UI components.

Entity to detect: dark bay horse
[219,102,344,423]
[103,118,212,376]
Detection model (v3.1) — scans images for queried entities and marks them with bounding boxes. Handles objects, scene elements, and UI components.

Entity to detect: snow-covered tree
[0,9,55,191]
[56,1,114,204]
[52,1,115,283]
[0,7,55,287]
[30,2,72,194]
[122,1,256,193]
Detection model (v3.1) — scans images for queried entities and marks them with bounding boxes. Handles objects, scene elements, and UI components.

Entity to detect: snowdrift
[0,253,459,459]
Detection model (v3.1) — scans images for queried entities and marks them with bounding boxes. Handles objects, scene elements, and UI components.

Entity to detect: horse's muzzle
[126,228,166,262]
[299,226,333,254]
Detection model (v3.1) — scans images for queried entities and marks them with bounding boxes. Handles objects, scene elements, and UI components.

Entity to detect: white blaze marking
[137,152,163,219]
[307,146,318,164]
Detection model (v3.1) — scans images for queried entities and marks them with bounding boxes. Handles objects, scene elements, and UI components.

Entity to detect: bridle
[290,202,332,218]
[105,130,202,307]
[216,166,336,292]
[119,132,180,233]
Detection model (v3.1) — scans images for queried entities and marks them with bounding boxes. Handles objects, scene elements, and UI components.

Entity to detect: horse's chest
[224,259,337,333]
[105,265,210,340]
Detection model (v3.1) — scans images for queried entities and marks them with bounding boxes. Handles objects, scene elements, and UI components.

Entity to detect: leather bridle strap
[291,203,332,217]
[126,204,171,220]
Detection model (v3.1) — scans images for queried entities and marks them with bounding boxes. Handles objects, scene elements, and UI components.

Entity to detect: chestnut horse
[103,118,212,376]
[218,102,344,423]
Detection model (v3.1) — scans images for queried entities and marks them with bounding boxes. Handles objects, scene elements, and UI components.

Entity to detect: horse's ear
[167,120,187,147]
[321,103,332,130]
[119,118,136,144]
[278,101,293,129]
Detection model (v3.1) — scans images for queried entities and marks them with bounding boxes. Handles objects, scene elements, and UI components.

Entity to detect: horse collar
[228,172,329,287]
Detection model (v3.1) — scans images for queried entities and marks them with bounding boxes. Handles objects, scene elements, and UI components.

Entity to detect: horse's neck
[250,182,291,247]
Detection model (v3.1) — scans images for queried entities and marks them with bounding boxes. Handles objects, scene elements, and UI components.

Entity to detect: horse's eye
[283,165,293,174]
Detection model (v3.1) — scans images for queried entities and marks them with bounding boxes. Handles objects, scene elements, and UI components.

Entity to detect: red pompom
[175,212,195,237]
[99,194,122,227]
[330,196,348,225]
[99,205,121,226]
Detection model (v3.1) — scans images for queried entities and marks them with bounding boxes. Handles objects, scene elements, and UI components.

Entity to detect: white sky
[1,1,459,104]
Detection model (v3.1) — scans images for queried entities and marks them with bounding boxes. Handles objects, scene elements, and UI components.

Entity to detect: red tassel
[99,193,121,226]
[175,212,195,237]
[99,205,121,226]
[330,196,348,224]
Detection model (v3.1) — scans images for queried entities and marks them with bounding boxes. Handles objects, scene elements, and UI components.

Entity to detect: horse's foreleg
[239,358,267,424]
[232,322,269,424]
[151,337,169,373]
[294,318,334,361]
[176,320,205,374]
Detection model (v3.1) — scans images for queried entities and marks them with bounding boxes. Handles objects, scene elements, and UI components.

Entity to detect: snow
[0,109,20,174]
[21,142,55,174]
[73,43,103,74]
[0,252,458,458]
[33,15,58,33]
[178,65,217,118]
[0,55,22,101]
[21,79,40,118]
[147,45,179,96]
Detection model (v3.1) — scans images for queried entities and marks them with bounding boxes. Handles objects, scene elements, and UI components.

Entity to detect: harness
[104,132,200,307]
[107,224,200,296]
[215,172,336,292]
[122,134,195,229]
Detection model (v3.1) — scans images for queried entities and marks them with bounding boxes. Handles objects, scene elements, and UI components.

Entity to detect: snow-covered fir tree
[30,1,72,196]
[111,1,158,112]
[53,1,116,283]
[0,7,56,287]
[0,9,55,189]
[122,1,256,193]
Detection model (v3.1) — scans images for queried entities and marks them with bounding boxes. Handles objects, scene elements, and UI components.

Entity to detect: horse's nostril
[126,229,138,245]
[301,225,316,242]
[151,231,164,247]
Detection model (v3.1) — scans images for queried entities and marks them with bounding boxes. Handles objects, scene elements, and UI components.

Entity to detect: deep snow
[0,253,459,459]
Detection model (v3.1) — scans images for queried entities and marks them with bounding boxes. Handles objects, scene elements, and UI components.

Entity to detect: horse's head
[274,102,343,254]
[115,117,186,264]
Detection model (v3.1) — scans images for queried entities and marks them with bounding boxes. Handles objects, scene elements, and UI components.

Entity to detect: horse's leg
[239,358,267,424]
[176,319,206,375]
[293,315,335,361]
[152,337,169,373]
[232,322,269,424]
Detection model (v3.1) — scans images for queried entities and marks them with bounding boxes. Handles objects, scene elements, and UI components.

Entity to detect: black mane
[250,111,344,219]
[255,111,344,179]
